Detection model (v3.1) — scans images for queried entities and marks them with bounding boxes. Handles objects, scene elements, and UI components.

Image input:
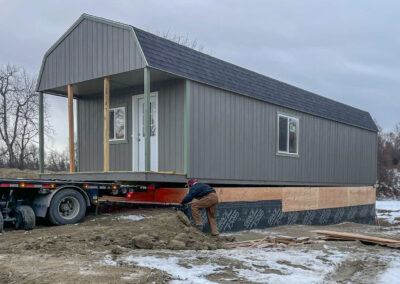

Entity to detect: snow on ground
[378,252,400,284]
[116,247,347,284]
[376,200,400,211]
[124,254,222,284]
[376,200,400,224]
[115,214,149,221]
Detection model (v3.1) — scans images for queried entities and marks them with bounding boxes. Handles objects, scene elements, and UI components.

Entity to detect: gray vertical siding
[189,81,377,185]
[158,81,184,173]
[38,18,145,91]
[77,95,103,172]
[77,80,184,173]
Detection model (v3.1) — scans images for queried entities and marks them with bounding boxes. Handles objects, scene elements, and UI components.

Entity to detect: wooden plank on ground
[311,230,400,247]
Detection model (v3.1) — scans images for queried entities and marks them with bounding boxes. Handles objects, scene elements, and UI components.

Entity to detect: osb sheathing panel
[282,187,319,212]
[282,186,376,212]
[215,187,282,203]
[348,186,376,206]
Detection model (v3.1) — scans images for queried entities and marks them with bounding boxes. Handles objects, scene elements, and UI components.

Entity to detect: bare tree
[376,120,400,198]
[46,149,69,172]
[156,30,205,53]
[0,64,51,169]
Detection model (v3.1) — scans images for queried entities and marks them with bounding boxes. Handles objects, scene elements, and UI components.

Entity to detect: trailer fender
[32,186,91,218]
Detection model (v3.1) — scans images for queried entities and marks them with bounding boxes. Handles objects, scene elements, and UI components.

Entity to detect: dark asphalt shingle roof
[133,27,377,132]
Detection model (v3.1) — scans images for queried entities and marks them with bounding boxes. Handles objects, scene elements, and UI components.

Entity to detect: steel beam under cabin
[38,92,44,173]
[67,85,75,173]
[103,77,110,172]
[144,67,151,171]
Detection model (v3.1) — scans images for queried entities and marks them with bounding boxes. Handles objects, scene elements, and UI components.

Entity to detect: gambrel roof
[37,14,377,131]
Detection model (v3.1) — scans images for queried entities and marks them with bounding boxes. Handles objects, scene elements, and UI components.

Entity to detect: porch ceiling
[45,68,180,97]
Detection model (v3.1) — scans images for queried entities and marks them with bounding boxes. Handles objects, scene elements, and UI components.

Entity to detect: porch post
[144,67,151,171]
[184,79,191,176]
[103,77,110,172]
[67,84,75,172]
[38,92,44,173]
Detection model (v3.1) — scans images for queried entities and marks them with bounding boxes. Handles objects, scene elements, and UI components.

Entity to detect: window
[277,113,299,155]
[141,102,157,137]
[109,107,126,141]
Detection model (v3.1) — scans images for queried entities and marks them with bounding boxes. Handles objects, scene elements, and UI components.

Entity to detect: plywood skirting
[215,187,282,203]
[282,186,375,212]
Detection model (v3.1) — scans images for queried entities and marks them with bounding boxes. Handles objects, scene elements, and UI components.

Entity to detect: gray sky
[0,0,399,150]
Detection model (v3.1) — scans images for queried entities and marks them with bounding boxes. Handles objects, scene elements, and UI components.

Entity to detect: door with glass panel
[133,94,158,171]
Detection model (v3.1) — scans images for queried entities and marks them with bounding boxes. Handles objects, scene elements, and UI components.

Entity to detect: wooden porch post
[103,77,110,172]
[67,85,75,172]
[144,67,151,171]
[38,92,45,173]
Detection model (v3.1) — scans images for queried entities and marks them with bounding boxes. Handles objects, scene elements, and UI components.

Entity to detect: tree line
[377,122,400,198]
[0,64,70,172]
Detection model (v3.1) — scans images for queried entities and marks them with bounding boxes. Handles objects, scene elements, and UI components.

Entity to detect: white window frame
[109,106,126,142]
[277,113,299,156]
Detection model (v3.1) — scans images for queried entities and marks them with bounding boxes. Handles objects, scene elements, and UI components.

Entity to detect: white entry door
[133,93,158,171]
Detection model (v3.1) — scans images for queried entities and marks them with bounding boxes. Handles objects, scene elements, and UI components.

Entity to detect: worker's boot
[195,224,203,231]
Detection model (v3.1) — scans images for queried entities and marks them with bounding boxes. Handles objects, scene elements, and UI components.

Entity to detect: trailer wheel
[15,205,36,230]
[0,212,3,233]
[48,189,87,225]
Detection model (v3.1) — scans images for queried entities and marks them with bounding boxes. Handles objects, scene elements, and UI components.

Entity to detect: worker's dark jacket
[181,183,216,204]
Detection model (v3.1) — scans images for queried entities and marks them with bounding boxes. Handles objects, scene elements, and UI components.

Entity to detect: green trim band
[184,79,191,177]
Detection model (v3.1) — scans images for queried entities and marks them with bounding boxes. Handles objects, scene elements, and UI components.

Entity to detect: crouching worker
[181,178,219,236]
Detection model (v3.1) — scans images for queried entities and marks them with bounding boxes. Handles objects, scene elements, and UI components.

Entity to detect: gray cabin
[38,14,377,186]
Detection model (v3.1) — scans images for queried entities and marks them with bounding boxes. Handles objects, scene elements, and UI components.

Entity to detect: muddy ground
[0,205,399,283]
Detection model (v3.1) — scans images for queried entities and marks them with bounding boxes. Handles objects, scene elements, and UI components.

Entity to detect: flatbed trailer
[0,178,134,232]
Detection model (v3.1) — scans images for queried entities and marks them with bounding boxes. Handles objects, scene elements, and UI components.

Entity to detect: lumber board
[311,230,400,246]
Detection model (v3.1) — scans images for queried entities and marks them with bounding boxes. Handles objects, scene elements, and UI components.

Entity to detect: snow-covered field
[376,200,400,224]
[118,247,348,284]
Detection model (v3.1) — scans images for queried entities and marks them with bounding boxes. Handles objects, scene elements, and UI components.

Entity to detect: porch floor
[40,171,188,184]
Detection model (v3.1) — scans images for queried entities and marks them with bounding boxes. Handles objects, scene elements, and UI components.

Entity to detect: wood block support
[103,77,110,172]
[67,85,75,173]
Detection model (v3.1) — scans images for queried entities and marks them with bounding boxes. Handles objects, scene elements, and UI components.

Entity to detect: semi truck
[0,178,133,232]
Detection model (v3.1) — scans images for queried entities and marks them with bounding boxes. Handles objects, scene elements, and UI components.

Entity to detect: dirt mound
[1,208,233,258]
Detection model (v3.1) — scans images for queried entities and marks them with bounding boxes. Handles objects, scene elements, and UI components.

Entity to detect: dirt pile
[1,208,232,257]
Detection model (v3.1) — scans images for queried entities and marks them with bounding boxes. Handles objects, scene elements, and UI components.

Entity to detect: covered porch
[38,67,191,183]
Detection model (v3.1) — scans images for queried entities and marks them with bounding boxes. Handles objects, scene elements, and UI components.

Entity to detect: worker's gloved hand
[179,204,190,216]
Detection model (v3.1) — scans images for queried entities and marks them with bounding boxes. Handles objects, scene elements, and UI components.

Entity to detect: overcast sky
[0,0,399,151]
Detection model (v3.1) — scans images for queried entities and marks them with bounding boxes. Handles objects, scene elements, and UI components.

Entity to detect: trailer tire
[15,205,36,230]
[48,189,87,225]
[0,212,3,233]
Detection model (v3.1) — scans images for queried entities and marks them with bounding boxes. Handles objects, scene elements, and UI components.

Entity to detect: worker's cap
[186,178,198,188]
